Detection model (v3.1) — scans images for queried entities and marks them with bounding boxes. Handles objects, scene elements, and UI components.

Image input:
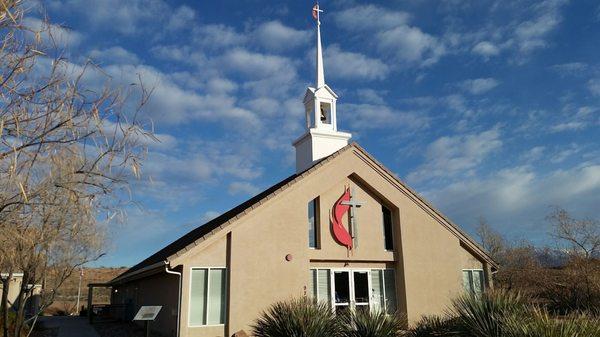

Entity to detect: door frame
[330,269,372,312]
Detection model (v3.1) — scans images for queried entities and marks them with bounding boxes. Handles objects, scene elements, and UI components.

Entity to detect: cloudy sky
[35,0,599,266]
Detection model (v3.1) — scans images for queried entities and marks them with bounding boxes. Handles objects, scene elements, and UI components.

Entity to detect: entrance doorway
[332,270,371,314]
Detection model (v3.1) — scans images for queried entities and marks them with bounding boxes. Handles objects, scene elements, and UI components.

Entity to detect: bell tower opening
[320,102,331,124]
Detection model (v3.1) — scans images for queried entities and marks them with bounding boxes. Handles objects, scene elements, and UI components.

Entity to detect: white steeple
[293,4,351,173]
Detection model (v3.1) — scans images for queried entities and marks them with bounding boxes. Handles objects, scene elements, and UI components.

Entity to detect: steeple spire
[315,4,325,88]
[293,3,351,173]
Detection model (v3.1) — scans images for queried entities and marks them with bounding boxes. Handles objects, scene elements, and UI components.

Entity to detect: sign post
[133,306,162,337]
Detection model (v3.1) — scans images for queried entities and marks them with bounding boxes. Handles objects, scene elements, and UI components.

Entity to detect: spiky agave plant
[339,309,405,337]
[449,290,528,337]
[408,315,461,337]
[251,297,341,337]
[503,308,600,337]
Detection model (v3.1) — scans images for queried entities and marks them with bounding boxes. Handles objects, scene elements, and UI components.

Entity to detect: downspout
[165,264,182,337]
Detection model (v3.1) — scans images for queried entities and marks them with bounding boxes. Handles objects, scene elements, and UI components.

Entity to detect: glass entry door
[332,270,371,313]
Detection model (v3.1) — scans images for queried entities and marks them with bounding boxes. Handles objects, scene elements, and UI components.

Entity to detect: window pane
[317,270,331,303]
[384,269,397,313]
[190,269,207,325]
[370,270,384,312]
[207,269,226,325]
[309,270,317,299]
[308,199,317,248]
[334,272,350,304]
[382,206,394,250]
[462,271,471,293]
[353,272,369,304]
[473,271,483,295]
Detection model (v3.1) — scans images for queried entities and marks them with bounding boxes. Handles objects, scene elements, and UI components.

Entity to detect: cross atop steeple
[292,4,352,173]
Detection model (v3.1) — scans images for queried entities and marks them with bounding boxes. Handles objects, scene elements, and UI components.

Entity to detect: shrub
[504,308,600,337]
[408,315,461,337]
[251,297,340,337]
[449,290,528,337]
[340,309,405,337]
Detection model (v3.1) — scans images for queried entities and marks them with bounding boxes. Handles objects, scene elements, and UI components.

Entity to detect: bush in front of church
[251,297,341,337]
[339,309,405,337]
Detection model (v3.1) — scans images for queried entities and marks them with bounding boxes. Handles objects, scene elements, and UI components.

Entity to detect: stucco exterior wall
[119,145,493,337]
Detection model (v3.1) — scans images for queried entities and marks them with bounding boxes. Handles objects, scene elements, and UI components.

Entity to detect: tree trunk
[1,272,12,337]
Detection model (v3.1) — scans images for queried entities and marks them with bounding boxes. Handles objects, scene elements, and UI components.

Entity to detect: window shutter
[370,270,384,312]
[317,269,331,303]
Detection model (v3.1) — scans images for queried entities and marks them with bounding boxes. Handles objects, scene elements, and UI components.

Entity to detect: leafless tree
[0,1,154,336]
[548,207,600,260]
[475,217,506,263]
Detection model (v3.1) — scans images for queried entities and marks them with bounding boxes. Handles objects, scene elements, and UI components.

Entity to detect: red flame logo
[331,186,353,250]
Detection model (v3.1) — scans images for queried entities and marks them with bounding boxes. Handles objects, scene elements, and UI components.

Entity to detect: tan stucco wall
[122,145,492,337]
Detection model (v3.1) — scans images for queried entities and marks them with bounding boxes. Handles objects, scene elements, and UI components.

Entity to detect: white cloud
[588,79,600,96]
[334,4,445,67]
[325,45,389,81]
[23,17,83,47]
[422,163,600,238]
[459,78,500,95]
[89,46,139,64]
[472,41,500,57]
[335,5,410,31]
[51,0,175,35]
[254,21,310,52]
[408,128,503,183]
[340,103,429,131]
[228,181,260,196]
[192,24,247,50]
[550,62,588,76]
[356,89,386,105]
[513,0,569,56]
[376,24,445,66]
[550,121,585,132]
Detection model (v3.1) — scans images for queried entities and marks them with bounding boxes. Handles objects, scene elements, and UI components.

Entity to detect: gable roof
[112,143,497,284]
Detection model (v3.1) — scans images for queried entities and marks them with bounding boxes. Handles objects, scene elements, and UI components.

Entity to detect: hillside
[46,267,127,315]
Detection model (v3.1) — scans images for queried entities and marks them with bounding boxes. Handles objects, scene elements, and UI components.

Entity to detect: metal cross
[341,187,365,248]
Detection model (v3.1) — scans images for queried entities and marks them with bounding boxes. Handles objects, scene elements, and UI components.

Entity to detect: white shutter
[370,270,384,312]
[317,269,331,303]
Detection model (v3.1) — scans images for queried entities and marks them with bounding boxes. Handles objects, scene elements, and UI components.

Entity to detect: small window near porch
[190,268,227,326]
[308,198,320,248]
[462,269,484,295]
[382,205,394,251]
[371,269,397,314]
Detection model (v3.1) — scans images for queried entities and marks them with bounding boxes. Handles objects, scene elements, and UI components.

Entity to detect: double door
[332,270,371,314]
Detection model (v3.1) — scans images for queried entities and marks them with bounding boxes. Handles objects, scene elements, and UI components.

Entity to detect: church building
[109,6,497,337]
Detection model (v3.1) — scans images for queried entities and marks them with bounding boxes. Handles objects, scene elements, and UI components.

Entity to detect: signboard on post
[133,306,162,337]
[133,306,162,321]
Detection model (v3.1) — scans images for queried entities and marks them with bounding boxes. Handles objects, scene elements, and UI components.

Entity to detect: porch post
[87,285,93,323]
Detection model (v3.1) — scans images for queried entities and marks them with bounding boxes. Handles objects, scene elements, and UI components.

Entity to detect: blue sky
[35,0,599,266]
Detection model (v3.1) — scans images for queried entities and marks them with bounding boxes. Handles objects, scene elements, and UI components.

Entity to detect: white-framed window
[462,269,484,295]
[381,205,394,251]
[308,198,320,249]
[189,267,227,326]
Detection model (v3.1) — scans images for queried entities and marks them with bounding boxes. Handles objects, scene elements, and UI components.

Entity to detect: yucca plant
[408,315,461,337]
[449,290,528,337]
[339,309,405,337]
[504,308,600,337]
[251,297,341,337]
